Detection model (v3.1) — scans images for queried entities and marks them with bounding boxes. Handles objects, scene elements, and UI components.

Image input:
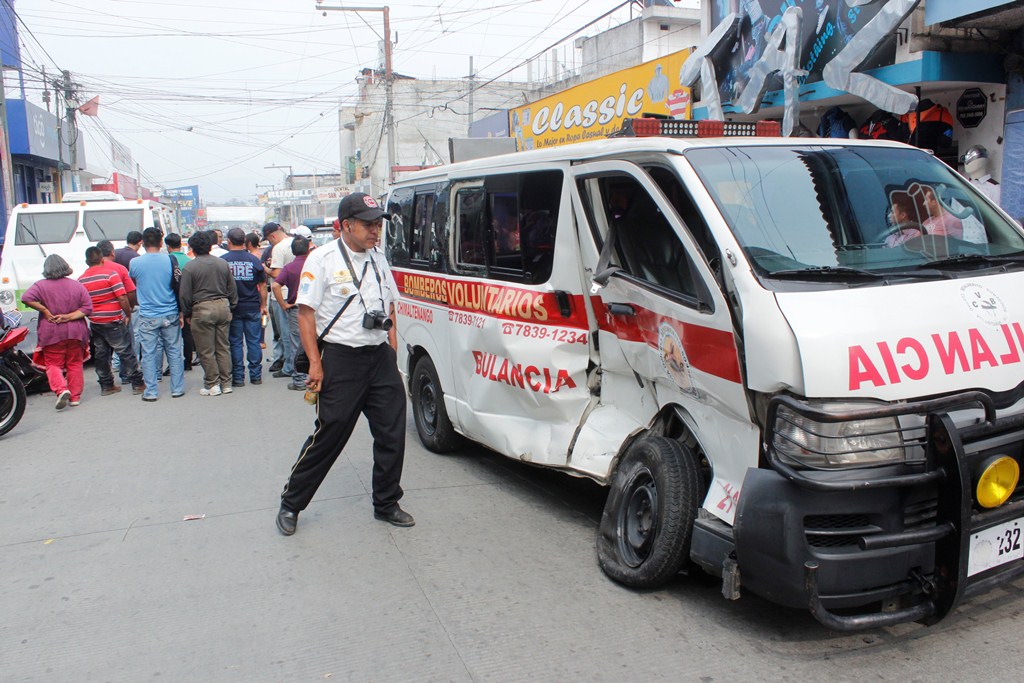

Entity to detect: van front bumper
[734,393,1024,630]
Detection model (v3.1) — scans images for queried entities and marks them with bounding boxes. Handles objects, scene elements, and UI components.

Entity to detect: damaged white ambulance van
[385,118,1024,630]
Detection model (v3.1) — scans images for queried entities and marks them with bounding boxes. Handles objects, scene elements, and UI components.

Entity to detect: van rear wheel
[597,436,702,588]
[411,355,461,453]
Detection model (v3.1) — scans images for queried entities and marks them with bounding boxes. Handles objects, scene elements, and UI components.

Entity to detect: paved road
[1,344,1023,681]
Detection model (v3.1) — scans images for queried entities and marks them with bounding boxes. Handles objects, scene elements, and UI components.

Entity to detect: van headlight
[772,404,905,468]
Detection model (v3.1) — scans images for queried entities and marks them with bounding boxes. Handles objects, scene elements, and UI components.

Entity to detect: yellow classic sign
[509,49,692,151]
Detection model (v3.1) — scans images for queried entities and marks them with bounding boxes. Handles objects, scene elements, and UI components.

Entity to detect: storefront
[6,99,63,205]
[686,1,1013,212]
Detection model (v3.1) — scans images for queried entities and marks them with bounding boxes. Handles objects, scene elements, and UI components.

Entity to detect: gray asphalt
[1,327,1023,681]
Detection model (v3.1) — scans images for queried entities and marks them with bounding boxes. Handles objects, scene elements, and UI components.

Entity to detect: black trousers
[281,342,406,514]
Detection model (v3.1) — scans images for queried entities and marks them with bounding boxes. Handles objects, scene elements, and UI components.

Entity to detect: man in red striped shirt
[79,246,144,395]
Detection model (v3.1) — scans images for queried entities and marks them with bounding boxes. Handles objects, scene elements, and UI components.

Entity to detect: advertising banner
[509,49,692,151]
[470,110,510,138]
[706,0,898,105]
[163,185,200,228]
[111,140,134,175]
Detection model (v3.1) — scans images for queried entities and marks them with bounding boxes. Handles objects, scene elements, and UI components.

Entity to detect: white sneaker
[55,390,71,410]
[199,385,222,396]
[221,384,233,394]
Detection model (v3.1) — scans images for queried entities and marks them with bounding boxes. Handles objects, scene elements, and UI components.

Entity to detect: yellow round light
[976,456,1019,509]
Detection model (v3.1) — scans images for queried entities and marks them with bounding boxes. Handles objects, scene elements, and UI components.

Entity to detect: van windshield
[83,209,144,241]
[686,145,1024,285]
[15,212,78,244]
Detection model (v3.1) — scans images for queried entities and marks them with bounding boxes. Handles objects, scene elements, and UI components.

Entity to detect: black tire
[596,436,702,588]
[411,355,461,453]
[0,363,27,438]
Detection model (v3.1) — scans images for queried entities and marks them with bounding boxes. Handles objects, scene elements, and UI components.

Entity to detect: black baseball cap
[338,192,389,222]
[262,222,283,239]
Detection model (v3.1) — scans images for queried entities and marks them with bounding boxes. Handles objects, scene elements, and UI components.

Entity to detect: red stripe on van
[592,298,742,384]
[394,270,589,328]
[393,269,741,384]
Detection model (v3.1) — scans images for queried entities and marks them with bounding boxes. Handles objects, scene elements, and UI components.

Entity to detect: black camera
[362,310,393,331]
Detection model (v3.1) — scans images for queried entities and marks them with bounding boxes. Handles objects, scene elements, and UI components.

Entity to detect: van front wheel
[411,356,461,453]
[597,436,701,588]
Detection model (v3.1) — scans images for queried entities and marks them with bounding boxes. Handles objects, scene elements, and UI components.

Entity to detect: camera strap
[316,295,355,344]
[336,238,385,314]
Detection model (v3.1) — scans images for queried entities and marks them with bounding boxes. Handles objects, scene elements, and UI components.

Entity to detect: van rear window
[15,212,78,245]
[83,209,144,241]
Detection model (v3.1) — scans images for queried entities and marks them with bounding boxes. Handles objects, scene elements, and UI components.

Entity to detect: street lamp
[264,165,293,189]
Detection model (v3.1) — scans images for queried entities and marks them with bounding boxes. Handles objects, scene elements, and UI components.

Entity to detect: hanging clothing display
[900,99,953,150]
[816,106,857,138]
[858,109,906,141]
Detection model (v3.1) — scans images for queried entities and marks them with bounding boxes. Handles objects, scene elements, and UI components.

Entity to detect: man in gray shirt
[181,231,238,396]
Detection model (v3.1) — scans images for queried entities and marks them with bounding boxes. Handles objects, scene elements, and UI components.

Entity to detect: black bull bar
[764,392,1024,631]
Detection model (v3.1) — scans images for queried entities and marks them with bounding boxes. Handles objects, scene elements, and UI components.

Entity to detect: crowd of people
[20,221,328,408]
[23,193,414,530]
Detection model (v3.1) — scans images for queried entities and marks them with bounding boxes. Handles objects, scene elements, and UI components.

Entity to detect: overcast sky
[11,0,648,202]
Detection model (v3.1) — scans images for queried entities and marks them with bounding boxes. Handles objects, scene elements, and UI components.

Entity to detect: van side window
[16,211,77,245]
[456,188,487,268]
[591,175,698,301]
[452,170,561,284]
[644,166,719,269]
[386,187,415,266]
[410,193,435,263]
[83,209,144,242]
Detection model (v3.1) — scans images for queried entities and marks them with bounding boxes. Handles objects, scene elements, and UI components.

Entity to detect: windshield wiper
[21,217,48,258]
[768,265,885,280]
[87,219,108,240]
[923,253,1024,269]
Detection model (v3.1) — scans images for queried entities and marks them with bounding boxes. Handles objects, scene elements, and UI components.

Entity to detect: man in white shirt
[264,223,295,375]
[276,193,412,535]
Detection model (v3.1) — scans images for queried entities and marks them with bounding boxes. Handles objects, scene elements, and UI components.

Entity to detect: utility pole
[467,56,474,136]
[62,70,79,192]
[316,3,395,190]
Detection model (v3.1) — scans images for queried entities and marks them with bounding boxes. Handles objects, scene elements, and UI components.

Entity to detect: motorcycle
[0,311,47,436]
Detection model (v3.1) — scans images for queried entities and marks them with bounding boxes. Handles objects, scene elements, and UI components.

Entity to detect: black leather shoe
[269,359,284,373]
[374,506,415,527]
[272,370,289,378]
[276,508,298,535]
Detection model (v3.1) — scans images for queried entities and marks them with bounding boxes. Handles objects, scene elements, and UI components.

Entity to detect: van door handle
[554,290,572,318]
[607,303,635,316]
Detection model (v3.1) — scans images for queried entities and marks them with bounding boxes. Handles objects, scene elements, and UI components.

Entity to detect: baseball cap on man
[290,226,313,239]
[262,222,283,239]
[338,192,389,222]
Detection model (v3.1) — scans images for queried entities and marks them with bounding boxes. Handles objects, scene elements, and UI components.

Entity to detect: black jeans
[281,343,406,514]
[92,320,143,389]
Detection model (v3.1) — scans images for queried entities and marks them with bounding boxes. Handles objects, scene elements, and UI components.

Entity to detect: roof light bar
[615,118,782,138]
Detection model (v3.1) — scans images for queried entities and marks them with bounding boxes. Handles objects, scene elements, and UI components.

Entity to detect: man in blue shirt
[221,227,267,386]
[129,228,186,401]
